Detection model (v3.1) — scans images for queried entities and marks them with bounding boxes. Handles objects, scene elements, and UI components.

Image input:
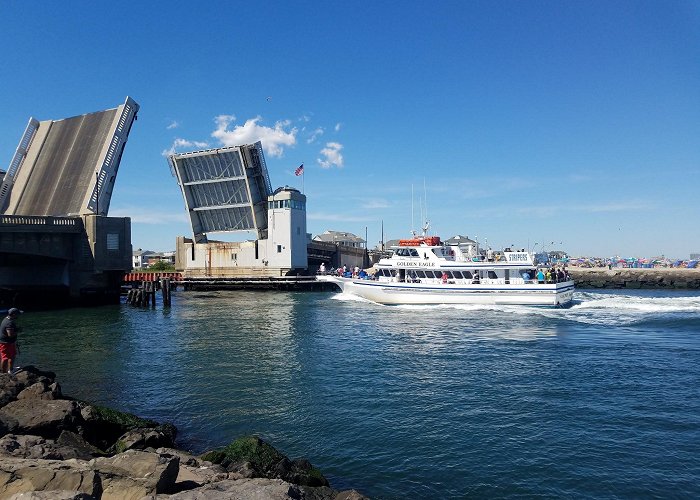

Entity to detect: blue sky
[1,1,698,259]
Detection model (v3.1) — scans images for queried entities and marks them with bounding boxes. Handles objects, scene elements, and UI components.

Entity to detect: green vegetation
[145,260,175,271]
[200,435,328,486]
[88,403,159,429]
[201,435,285,468]
[114,439,129,454]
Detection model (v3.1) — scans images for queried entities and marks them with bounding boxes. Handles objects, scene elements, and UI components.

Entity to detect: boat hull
[317,275,575,307]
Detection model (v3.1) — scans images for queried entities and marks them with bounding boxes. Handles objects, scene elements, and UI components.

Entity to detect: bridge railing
[0,215,84,232]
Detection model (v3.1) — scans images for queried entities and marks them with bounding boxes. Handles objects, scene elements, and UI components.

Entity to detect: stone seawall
[568,268,700,289]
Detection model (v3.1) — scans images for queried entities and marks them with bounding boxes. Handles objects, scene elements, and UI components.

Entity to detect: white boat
[317,235,574,307]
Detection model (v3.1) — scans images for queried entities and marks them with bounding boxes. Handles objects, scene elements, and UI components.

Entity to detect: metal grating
[169,142,271,243]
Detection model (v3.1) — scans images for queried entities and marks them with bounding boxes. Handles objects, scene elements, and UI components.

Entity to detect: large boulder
[0,367,59,409]
[91,449,179,498]
[111,424,177,454]
[0,434,88,461]
[150,478,368,500]
[201,436,329,487]
[0,456,100,498]
[0,400,81,439]
[79,403,176,452]
[0,450,180,498]
[17,381,62,401]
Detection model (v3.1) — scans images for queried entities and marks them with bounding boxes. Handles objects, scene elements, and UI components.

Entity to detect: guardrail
[0,215,82,226]
[0,215,84,233]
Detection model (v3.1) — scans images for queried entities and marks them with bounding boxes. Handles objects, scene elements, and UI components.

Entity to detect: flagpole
[302,164,305,194]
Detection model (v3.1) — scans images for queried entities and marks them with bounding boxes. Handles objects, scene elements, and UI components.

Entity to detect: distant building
[132,249,175,269]
[313,230,365,249]
[691,253,700,260]
[383,239,400,250]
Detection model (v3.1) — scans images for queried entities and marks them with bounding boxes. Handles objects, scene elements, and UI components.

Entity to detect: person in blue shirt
[536,269,545,284]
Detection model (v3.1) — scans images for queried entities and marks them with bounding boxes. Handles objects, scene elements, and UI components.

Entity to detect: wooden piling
[162,278,171,307]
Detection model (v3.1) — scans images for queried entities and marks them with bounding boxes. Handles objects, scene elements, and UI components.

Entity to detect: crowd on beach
[565,257,698,269]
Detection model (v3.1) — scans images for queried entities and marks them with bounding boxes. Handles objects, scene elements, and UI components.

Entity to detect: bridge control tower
[169,143,308,277]
[0,97,139,308]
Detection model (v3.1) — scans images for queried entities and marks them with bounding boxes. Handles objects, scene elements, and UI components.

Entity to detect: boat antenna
[422,178,430,236]
[411,184,417,237]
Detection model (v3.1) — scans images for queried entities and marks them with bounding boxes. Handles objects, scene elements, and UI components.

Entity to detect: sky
[1,1,699,259]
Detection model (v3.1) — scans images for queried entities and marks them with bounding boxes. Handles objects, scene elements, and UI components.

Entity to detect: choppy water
[16,289,700,498]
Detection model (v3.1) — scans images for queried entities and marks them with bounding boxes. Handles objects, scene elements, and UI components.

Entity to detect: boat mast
[422,178,430,237]
[411,184,417,237]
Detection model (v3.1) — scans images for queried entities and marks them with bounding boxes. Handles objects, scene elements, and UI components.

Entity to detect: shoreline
[0,366,367,499]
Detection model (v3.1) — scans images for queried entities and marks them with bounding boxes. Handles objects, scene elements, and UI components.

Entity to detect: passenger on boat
[472,271,480,284]
[537,269,545,284]
[441,272,448,284]
[521,270,531,282]
[545,269,552,283]
[319,263,326,275]
[556,268,566,282]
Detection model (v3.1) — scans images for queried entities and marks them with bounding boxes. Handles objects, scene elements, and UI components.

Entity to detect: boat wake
[330,290,700,328]
[547,291,700,326]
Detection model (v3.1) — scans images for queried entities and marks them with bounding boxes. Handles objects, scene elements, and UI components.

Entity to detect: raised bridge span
[0,98,138,308]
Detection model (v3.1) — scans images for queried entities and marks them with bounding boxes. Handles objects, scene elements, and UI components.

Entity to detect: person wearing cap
[0,308,22,374]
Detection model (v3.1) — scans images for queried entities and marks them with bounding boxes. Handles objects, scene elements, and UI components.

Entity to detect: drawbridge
[0,97,139,308]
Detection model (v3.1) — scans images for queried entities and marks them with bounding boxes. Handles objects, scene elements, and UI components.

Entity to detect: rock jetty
[568,268,700,289]
[0,366,367,499]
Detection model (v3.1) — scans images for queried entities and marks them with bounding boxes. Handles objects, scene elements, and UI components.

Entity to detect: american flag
[294,164,304,176]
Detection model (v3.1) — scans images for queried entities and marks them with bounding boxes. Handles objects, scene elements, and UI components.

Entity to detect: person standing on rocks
[0,307,22,374]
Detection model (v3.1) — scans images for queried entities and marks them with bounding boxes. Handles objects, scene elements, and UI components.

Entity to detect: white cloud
[162,138,210,157]
[212,115,297,158]
[361,198,390,209]
[317,142,344,169]
[166,120,180,130]
[307,127,324,144]
[334,123,342,132]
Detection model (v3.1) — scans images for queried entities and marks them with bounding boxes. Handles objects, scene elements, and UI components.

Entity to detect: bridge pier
[0,215,132,309]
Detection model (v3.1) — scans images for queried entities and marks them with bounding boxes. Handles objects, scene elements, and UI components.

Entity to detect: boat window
[452,271,463,279]
[416,270,426,278]
[424,271,436,278]
[382,269,391,277]
[409,249,419,257]
[444,271,454,279]
[488,271,498,279]
[462,271,472,279]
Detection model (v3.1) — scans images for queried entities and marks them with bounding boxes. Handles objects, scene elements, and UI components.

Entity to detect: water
[16,289,700,498]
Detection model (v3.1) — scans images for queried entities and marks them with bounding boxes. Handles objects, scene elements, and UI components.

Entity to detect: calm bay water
[17,289,700,499]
